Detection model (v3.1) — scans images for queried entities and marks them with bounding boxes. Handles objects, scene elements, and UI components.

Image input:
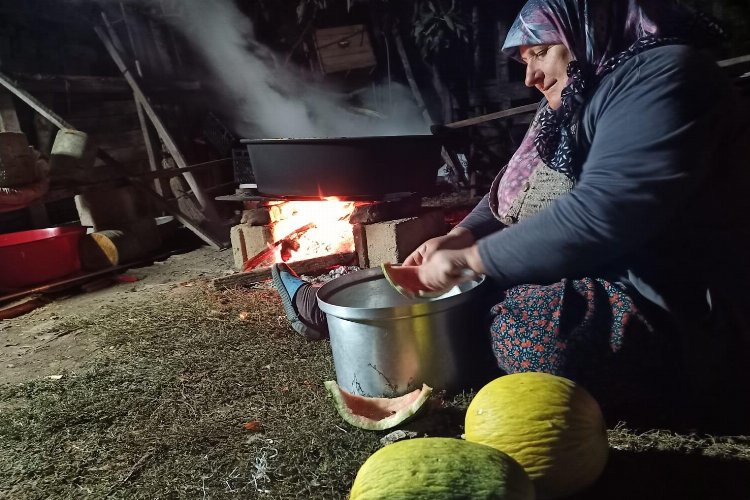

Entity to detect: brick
[364,209,446,268]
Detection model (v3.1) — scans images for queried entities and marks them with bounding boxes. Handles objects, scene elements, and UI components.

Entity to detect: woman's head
[519,44,572,109]
[501,0,709,106]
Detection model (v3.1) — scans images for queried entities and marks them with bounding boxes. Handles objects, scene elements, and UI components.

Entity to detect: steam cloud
[100,0,430,138]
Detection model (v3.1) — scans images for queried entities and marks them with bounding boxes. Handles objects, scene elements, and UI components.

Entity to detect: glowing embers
[267,198,355,264]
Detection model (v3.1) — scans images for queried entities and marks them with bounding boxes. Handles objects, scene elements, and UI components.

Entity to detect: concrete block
[240,224,274,261]
[230,225,246,270]
[364,209,446,268]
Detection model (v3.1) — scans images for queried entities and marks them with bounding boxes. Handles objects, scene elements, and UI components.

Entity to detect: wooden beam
[718,54,750,68]
[443,102,540,129]
[94,25,222,225]
[10,73,201,94]
[0,71,73,130]
[135,99,168,196]
[211,252,356,290]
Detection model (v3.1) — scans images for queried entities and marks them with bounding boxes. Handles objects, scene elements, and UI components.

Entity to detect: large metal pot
[317,267,496,397]
[241,135,442,199]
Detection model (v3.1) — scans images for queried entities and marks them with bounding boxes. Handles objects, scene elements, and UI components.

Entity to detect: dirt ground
[1,241,749,499]
[0,246,236,386]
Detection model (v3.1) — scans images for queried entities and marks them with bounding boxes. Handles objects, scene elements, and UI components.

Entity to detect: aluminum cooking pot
[317,267,498,398]
[241,135,443,199]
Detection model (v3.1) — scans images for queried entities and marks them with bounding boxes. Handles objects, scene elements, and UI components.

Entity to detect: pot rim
[317,267,487,321]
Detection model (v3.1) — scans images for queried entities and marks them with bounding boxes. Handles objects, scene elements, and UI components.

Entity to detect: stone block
[230,224,246,270]
[241,224,274,259]
[364,209,446,268]
[230,223,274,269]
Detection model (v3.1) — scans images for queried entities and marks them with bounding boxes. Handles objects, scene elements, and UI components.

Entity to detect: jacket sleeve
[476,47,733,287]
[456,194,506,239]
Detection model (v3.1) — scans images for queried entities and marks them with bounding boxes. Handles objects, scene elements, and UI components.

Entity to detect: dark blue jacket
[459,45,750,350]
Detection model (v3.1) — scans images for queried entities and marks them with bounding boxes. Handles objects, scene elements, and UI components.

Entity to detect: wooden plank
[67,113,140,134]
[0,71,73,130]
[95,25,222,225]
[66,100,138,118]
[0,294,50,319]
[718,54,750,68]
[212,252,356,290]
[444,102,540,129]
[314,24,368,38]
[135,99,168,196]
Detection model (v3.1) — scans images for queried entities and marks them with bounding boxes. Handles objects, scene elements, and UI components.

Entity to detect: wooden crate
[313,24,376,74]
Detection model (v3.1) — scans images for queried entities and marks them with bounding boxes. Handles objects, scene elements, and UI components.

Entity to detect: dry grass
[1,283,749,499]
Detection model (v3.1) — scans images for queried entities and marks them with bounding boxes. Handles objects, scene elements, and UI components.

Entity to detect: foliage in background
[410,0,470,61]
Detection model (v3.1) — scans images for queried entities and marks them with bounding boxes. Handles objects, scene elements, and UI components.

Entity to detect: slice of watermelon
[381,263,445,299]
[324,381,433,431]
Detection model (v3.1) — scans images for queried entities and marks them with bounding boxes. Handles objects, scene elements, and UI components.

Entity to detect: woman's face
[519,44,572,109]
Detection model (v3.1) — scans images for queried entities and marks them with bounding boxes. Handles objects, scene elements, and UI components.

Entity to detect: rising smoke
[100,0,430,138]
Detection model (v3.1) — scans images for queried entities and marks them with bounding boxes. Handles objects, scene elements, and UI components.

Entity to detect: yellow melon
[350,437,535,500]
[464,372,609,499]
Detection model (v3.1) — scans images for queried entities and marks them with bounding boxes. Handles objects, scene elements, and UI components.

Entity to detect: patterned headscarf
[493,0,723,220]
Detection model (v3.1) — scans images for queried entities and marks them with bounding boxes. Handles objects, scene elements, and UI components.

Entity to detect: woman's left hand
[417,245,486,292]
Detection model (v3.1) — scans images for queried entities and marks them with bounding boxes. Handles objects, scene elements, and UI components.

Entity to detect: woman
[273,0,750,428]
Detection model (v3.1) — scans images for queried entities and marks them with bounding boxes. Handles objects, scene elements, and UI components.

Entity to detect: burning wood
[243,222,315,272]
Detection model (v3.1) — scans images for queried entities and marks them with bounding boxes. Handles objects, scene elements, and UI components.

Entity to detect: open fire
[242,198,356,271]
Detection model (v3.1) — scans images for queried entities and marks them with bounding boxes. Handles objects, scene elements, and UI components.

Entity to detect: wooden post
[392,29,433,126]
[135,100,169,197]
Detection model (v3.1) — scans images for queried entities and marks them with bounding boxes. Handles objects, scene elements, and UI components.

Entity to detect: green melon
[350,437,535,500]
[324,381,432,431]
[465,372,609,499]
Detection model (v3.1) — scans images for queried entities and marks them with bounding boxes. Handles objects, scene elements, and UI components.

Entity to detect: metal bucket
[317,267,496,398]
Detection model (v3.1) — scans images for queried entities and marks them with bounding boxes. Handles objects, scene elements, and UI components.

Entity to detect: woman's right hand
[404,227,476,266]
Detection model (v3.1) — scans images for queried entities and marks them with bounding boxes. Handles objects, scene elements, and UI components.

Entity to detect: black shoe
[271,263,323,340]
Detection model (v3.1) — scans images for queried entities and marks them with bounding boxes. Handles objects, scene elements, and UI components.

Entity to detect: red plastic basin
[0,226,86,290]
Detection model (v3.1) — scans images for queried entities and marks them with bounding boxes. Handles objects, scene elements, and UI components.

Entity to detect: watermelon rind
[324,380,433,431]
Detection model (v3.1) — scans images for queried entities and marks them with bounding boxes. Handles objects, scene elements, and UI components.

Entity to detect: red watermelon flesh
[381,263,445,299]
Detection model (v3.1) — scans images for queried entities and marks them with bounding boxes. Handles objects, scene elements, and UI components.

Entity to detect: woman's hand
[404,227,476,266]
[417,245,486,292]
